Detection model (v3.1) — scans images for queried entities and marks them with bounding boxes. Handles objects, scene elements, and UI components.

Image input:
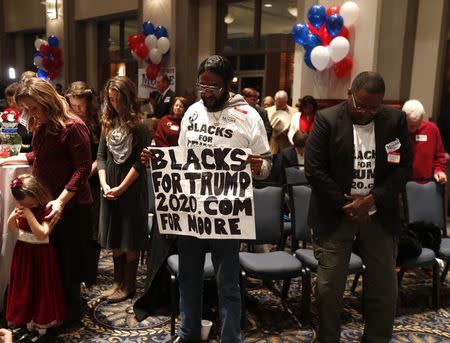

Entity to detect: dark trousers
[313,215,397,343]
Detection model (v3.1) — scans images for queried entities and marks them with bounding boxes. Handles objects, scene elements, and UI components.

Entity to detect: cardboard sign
[150,146,255,239]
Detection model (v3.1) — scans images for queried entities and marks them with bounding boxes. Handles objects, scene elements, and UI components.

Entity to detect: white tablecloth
[0,164,31,313]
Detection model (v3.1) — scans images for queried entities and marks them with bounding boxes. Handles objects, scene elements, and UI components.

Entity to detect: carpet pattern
[51,251,450,342]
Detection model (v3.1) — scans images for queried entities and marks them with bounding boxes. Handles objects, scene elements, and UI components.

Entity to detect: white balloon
[157,37,170,54]
[149,48,162,64]
[340,1,360,27]
[328,36,350,62]
[145,34,158,50]
[33,56,43,67]
[310,46,330,71]
[34,38,47,51]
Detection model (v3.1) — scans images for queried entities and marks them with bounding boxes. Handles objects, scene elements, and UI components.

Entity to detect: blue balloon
[291,23,309,45]
[303,33,321,50]
[143,21,155,36]
[154,25,168,39]
[326,14,344,37]
[36,69,48,79]
[48,35,59,48]
[307,5,326,29]
[33,52,44,58]
[304,50,316,70]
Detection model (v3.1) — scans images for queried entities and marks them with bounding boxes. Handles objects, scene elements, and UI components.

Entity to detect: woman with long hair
[0,77,92,325]
[97,76,149,302]
[154,96,188,147]
[65,81,102,286]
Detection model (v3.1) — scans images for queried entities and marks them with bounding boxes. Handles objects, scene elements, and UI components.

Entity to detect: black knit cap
[198,55,234,82]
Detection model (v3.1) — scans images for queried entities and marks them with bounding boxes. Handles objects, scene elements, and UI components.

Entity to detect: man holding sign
[141,55,271,343]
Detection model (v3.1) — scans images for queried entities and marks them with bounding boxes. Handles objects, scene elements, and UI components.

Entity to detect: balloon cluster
[291,1,360,79]
[128,21,171,81]
[33,35,63,81]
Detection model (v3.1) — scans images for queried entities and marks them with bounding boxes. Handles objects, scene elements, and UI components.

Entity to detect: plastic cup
[200,319,213,341]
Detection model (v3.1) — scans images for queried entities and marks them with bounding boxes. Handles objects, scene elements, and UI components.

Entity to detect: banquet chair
[401,180,442,309]
[289,184,364,324]
[239,186,305,327]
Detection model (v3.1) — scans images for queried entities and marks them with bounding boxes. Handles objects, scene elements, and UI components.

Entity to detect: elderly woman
[0,77,93,325]
[402,99,446,184]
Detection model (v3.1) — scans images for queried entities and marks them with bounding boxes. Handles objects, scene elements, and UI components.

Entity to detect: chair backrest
[147,167,156,214]
[284,166,307,185]
[253,186,283,245]
[290,185,312,251]
[405,181,446,235]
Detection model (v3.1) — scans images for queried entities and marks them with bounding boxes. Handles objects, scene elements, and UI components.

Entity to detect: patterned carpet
[50,251,450,343]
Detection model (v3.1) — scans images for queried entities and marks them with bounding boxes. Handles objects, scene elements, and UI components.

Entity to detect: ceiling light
[288,6,298,17]
[8,67,16,79]
[224,14,235,24]
[264,3,273,8]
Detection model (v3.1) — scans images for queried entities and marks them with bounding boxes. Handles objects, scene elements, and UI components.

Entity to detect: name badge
[385,138,401,153]
[170,125,179,131]
[416,134,427,142]
[387,152,400,164]
[164,96,171,103]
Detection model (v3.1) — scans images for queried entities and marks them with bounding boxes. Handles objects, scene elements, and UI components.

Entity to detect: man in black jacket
[305,72,412,343]
[153,73,176,119]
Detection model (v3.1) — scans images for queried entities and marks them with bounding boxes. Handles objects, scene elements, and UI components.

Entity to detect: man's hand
[434,171,447,184]
[44,199,64,227]
[140,147,153,167]
[247,154,263,176]
[342,194,375,224]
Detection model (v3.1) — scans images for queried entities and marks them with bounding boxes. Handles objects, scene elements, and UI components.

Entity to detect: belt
[17,229,49,244]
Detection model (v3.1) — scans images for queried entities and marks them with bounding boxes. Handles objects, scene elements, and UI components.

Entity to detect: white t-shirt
[178,95,271,178]
[351,122,377,214]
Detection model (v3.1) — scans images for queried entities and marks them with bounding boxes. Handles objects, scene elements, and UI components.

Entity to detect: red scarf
[299,113,314,133]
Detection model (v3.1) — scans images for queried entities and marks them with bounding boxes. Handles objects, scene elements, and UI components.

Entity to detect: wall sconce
[224,14,235,24]
[8,67,16,79]
[46,0,57,20]
[287,6,298,18]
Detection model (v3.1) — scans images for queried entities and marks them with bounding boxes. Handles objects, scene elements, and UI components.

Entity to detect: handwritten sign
[150,147,255,239]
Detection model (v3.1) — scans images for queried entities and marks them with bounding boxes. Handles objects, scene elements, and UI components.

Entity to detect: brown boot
[108,258,139,303]
[100,254,125,299]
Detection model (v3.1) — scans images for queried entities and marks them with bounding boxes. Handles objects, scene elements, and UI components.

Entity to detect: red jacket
[154,114,182,147]
[410,121,446,180]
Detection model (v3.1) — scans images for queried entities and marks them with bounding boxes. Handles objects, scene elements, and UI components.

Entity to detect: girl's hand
[0,328,13,343]
[101,183,111,197]
[21,207,33,219]
[13,207,24,219]
[104,186,124,200]
[44,199,64,227]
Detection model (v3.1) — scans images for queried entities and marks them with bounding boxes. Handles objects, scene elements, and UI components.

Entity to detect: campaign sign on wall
[150,146,255,240]
[138,66,176,99]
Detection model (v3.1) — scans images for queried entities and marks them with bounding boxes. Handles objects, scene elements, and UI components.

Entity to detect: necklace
[211,110,224,127]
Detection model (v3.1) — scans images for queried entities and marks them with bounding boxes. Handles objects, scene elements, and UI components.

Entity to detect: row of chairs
[147,167,449,336]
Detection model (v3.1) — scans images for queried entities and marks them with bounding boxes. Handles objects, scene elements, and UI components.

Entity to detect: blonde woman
[0,77,92,326]
[97,76,149,302]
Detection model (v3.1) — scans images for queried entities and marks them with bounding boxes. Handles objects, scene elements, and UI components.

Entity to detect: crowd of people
[0,56,447,343]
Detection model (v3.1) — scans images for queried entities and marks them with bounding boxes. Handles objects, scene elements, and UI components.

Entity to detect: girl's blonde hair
[101,76,143,137]
[65,81,101,143]
[15,77,77,135]
[10,174,52,207]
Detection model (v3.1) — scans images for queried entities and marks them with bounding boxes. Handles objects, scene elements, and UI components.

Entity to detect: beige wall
[74,0,138,21]
[409,0,448,119]
[3,0,45,32]
[198,0,217,66]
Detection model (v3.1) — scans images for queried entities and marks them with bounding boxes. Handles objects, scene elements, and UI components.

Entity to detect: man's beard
[201,88,229,112]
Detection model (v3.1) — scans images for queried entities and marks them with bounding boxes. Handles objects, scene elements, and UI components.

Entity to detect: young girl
[6,174,67,340]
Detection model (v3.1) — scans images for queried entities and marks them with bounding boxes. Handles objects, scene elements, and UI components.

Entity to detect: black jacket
[305,102,412,234]
[154,88,176,119]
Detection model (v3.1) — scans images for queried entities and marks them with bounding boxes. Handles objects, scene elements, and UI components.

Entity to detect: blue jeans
[178,236,241,343]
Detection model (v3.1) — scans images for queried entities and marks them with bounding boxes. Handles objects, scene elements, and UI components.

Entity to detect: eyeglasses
[351,94,382,115]
[195,83,223,94]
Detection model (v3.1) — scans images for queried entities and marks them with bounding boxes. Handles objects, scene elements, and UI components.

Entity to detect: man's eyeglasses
[351,94,382,115]
[195,83,223,94]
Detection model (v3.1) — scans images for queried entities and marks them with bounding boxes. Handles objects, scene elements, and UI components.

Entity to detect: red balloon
[42,58,52,71]
[318,26,333,46]
[146,64,159,80]
[50,47,62,60]
[48,70,58,80]
[134,43,149,60]
[53,59,63,71]
[128,33,145,50]
[337,26,350,40]
[326,6,340,17]
[39,44,50,55]
[334,56,353,79]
